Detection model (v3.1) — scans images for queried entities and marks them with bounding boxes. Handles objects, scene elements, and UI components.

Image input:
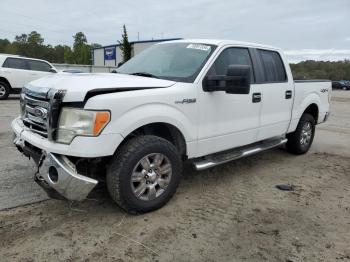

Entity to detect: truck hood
[25,73,176,102]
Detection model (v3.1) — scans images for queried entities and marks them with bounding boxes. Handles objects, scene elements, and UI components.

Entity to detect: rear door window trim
[255,49,288,84]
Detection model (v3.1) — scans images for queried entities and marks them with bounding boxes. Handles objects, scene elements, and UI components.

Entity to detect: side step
[193,137,287,171]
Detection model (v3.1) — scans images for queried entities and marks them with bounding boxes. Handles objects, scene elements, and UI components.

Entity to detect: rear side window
[208,47,255,82]
[2,58,28,70]
[27,60,51,72]
[258,50,287,82]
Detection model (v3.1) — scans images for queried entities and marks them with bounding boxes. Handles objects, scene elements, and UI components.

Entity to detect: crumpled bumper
[13,135,98,201]
[36,153,98,201]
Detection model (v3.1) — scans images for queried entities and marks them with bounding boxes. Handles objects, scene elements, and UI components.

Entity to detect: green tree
[27,31,44,58]
[290,60,350,81]
[118,24,132,62]
[71,32,91,64]
[13,33,28,56]
[0,31,99,65]
[64,45,74,64]
[27,31,44,46]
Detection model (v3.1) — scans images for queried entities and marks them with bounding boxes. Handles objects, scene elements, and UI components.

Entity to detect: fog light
[48,166,59,183]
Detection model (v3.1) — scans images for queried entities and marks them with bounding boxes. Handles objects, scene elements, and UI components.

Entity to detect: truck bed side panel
[287,81,331,133]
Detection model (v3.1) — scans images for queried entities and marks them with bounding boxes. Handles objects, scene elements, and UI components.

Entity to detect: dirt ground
[0,91,349,262]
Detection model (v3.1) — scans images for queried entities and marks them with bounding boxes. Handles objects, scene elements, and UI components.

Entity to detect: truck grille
[22,94,50,138]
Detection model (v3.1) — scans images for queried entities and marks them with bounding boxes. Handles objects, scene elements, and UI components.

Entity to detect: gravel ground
[0,91,349,262]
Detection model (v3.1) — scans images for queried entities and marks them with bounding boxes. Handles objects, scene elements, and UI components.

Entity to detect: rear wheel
[286,113,316,155]
[0,81,10,100]
[107,135,182,214]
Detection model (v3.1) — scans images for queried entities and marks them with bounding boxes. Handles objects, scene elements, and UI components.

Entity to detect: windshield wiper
[130,72,158,78]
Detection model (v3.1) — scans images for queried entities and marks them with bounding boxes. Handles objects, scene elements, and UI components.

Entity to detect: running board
[193,137,288,171]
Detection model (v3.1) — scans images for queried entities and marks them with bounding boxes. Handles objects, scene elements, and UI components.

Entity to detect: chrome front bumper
[36,153,98,201]
[14,135,98,201]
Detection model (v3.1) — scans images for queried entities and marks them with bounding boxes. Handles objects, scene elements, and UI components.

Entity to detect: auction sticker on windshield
[186,44,211,51]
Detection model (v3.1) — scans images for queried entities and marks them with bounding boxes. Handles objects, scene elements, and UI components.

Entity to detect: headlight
[56,108,110,144]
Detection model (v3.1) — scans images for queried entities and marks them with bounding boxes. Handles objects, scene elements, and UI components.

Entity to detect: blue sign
[104,47,116,60]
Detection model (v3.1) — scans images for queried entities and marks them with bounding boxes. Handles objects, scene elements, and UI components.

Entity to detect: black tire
[107,135,182,214]
[0,81,10,100]
[286,113,316,155]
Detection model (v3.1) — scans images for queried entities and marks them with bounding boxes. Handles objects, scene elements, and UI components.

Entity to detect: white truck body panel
[288,81,331,132]
[26,73,176,102]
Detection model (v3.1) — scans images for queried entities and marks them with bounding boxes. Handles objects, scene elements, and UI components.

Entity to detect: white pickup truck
[12,39,331,214]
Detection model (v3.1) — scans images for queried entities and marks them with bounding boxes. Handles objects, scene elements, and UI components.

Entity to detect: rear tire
[107,135,182,214]
[0,81,10,100]
[286,113,316,155]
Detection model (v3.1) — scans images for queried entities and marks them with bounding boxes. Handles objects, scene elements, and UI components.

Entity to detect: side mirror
[49,68,57,73]
[203,65,251,94]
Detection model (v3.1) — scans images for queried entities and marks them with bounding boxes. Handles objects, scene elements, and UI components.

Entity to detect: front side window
[207,47,255,82]
[27,60,52,72]
[3,58,28,70]
[118,43,216,82]
[258,50,287,82]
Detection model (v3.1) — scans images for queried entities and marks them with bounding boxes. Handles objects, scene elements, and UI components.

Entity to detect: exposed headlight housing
[56,108,110,144]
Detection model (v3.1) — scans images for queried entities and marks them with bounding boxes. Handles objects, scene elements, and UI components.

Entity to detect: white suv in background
[0,54,57,100]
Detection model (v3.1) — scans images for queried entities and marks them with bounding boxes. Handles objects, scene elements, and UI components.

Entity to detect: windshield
[117,43,216,82]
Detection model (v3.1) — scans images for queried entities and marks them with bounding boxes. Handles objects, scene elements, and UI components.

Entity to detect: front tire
[0,81,10,100]
[107,135,182,214]
[286,113,316,155]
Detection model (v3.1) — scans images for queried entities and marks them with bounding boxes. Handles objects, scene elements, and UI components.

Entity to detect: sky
[1,0,349,62]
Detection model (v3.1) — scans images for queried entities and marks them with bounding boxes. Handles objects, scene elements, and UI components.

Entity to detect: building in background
[92,38,181,67]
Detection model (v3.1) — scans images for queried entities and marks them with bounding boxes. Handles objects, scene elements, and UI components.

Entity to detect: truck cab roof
[160,39,281,51]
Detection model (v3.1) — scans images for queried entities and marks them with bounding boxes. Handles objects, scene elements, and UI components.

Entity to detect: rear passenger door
[254,49,294,140]
[27,59,54,82]
[1,58,31,88]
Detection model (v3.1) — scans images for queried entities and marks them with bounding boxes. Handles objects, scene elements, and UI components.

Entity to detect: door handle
[252,93,261,103]
[285,90,292,99]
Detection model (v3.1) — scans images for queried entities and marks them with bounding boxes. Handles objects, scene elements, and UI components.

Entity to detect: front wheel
[0,81,10,100]
[286,113,316,155]
[107,135,182,214]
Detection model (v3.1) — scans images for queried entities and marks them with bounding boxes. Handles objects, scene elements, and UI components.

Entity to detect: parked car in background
[12,39,331,214]
[332,80,350,90]
[0,54,57,100]
[62,69,84,74]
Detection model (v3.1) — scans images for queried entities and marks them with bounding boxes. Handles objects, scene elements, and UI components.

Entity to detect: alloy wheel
[130,153,172,201]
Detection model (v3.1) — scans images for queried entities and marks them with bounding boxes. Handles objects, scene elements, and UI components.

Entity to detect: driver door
[196,47,262,157]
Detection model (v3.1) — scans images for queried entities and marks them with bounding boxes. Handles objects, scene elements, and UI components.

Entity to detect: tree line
[0,31,101,65]
[290,60,350,81]
[0,30,349,80]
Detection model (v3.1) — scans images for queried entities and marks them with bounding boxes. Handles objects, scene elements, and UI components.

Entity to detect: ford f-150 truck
[12,39,331,214]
